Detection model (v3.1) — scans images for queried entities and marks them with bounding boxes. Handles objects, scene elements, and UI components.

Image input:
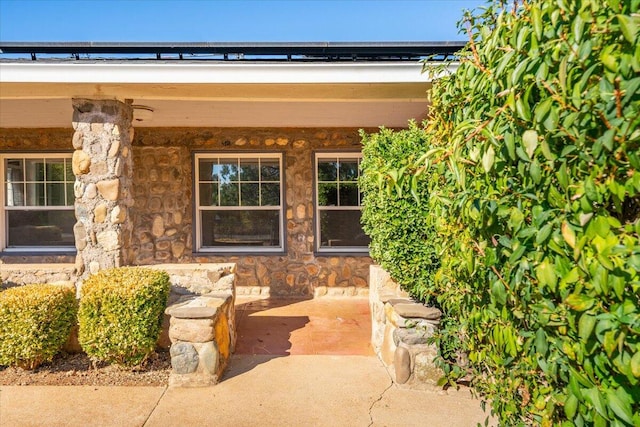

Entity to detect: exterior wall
[1,127,372,296]
[0,128,76,265]
[131,128,372,297]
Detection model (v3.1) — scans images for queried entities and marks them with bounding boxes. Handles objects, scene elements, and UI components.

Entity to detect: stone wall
[71,99,135,279]
[1,127,373,296]
[131,128,372,297]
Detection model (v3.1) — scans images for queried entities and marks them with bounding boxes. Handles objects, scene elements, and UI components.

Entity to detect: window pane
[199,160,219,181]
[26,182,45,206]
[262,183,280,206]
[65,161,74,181]
[7,209,75,247]
[339,183,359,206]
[6,183,24,206]
[66,183,74,205]
[25,159,45,181]
[46,160,66,182]
[199,183,219,206]
[317,159,337,181]
[219,182,239,206]
[319,210,370,248]
[261,160,280,181]
[217,162,238,182]
[201,210,280,247]
[240,183,259,206]
[5,159,24,181]
[46,183,66,206]
[339,160,359,181]
[317,183,337,206]
[240,158,259,181]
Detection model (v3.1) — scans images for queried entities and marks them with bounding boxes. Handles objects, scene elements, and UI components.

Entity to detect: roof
[0,42,464,128]
[0,41,465,62]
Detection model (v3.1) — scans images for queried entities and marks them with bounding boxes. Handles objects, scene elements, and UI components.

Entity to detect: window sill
[193,250,287,257]
[315,250,371,257]
[1,250,77,257]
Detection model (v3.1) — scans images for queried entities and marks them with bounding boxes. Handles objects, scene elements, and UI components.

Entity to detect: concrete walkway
[1,297,493,426]
[1,354,491,427]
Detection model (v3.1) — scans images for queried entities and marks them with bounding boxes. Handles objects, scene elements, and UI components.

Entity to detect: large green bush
[0,284,77,369]
[360,124,440,303]
[361,0,639,425]
[78,267,170,366]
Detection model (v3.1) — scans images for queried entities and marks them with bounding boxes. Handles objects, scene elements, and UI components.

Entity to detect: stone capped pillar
[71,99,134,280]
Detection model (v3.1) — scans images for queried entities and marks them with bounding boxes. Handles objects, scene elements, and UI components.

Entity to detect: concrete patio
[0,297,493,426]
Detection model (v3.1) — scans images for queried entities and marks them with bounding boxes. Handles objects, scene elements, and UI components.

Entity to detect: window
[1,154,75,252]
[195,153,284,253]
[315,153,370,253]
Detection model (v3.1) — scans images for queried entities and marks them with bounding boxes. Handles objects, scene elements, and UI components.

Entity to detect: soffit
[0,61,438,128]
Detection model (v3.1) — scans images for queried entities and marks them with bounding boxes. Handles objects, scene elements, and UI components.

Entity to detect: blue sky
[0,0,486,42]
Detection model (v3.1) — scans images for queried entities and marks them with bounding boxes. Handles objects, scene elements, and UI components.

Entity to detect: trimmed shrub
[0,284,77,369]
[360,123,440,303]
[78,267,170,366]
[361,0,639,424]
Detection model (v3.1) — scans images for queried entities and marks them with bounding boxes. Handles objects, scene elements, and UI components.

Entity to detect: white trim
[194,152,284,253]
[0,61,457,85]
[1,153,75,252]
[314,152,368,254]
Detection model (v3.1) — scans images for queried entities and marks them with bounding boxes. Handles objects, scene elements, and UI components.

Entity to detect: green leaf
[491,280,507,306]
[631,351,640,378]
[607,389,634,424]
[482,146,495,173]
[566,294,595,311]
[536,260,558,291]
[565,394,578,419]
[578,313,596,342]
[523,130,538,158]
[617,14,638,44]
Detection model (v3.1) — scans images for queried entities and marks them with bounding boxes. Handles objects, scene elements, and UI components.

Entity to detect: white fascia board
[0,61,458,85]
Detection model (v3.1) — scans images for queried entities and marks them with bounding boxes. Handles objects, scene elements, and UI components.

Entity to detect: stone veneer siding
[1,127,372,296]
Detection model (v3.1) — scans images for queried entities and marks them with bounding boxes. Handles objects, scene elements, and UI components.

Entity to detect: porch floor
[235,296,374,356]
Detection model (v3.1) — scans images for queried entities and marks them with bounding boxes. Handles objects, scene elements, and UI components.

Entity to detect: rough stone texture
[170,342,199,374]
[71,99,134,282]
[1,126,372,297]
[0,264,76,288]
[393,303,442,320]
[394,346,411,384]
[130,128,373,297]
[369,265,443,389]
[152,263,236,387]
[169,318,215,342]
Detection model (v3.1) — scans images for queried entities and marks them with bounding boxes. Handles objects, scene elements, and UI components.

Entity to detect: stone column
[71,99,134,281]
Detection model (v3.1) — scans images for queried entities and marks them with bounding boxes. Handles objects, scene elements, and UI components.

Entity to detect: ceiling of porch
[0,61,438,128]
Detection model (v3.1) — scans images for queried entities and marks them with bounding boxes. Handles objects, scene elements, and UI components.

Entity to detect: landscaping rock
[393,303,442,320]
[394,346,411,384]
[170,342,199,374]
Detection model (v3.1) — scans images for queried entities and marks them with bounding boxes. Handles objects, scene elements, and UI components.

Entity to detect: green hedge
[361,0,639,425]
[360,124,440,303]
[78,267,170,366]
[0,284,77,369]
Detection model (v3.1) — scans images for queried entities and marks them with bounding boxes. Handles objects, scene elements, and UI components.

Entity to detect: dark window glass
[241,183,260,206]
[317,159,337,181]
[7,210,75,247]
[240,158,260,181]
[201,210,280,247]
[199,183,219,206]
[318,183,338,206]
[319,210,370,248]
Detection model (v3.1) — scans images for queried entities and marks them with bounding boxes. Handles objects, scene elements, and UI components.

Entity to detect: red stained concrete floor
[234,297,374,356]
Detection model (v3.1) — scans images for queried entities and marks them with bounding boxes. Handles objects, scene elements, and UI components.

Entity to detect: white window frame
[314,152,368,254]
[1,153,76,253]
[194,152,285,253]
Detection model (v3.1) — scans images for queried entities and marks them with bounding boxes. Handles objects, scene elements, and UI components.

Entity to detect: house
[0,42,462,297]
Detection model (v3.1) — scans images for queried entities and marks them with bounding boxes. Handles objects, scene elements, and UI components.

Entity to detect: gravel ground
[0,351,171,386]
